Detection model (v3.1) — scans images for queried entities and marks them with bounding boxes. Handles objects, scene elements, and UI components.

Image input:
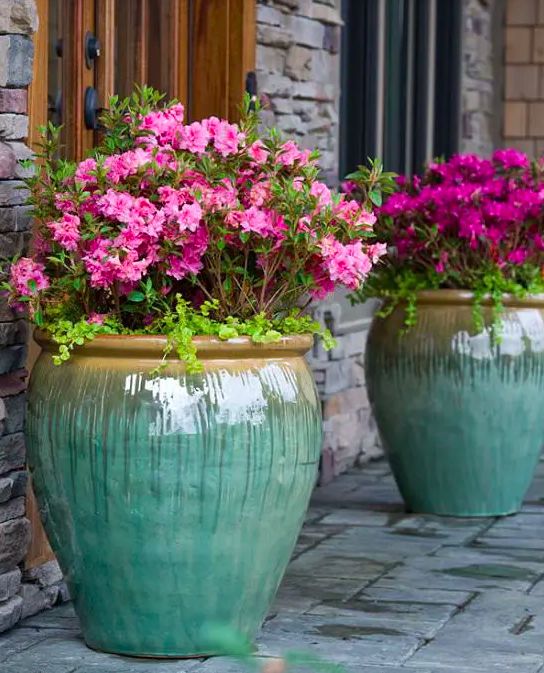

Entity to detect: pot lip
[33,330,315,358]
[412,289,544,307]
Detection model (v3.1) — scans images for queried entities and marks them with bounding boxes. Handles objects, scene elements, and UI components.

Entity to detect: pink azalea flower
[88,312,106,325]
[48,214,81,252]
[213,121,244,157]
[310,181,332,208]
[248,140,269,163]
[10,258,49,297]
[166,226,209,280]
[75,158,97,184]
[319,236,373,290]
[277,140,310,167]
[179,122,210,154]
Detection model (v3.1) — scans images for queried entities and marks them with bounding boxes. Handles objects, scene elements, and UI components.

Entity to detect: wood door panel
[26,0,256,569]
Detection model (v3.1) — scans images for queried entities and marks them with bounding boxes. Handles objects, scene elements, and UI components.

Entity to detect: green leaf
[369,189,382,207]
[34,310,43,326]
[127,291,146,302]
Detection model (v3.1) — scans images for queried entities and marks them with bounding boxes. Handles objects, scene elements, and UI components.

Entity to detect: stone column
[0,0,63,633]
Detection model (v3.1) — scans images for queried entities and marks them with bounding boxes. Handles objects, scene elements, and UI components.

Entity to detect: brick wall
[0,0,65,634]
[504,0,544,155]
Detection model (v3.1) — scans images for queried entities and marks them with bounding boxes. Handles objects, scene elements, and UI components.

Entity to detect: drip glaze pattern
[366,291,544,516]
[26,334,322,657]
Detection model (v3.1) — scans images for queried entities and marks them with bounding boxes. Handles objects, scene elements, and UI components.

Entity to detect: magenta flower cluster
[8,95,382,331]
[347,149,544,296]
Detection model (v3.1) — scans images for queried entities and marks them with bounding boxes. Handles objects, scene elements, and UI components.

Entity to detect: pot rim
[412,289,544,308]
[33,330,314,359]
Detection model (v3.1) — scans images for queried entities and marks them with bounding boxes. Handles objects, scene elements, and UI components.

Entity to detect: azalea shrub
[6,87,385,370]
[346,150,544,329]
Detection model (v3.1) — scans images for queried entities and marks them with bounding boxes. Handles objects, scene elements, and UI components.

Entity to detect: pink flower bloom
[434,251,449,273]
[319,236,373,290]
[276,140,310,167]
[140,103,185,147]
[213,120,244,157]
[166,226,209,280]
[201,180,238,211]
[248,140,269,163]
[88,312,106,325]
[75,158,97,184]
[507,248,528,265]
[307,259,335,300]
[105,148,152,182]
[310,181,332,208]
[10,258,49,297]
[248,181,271,207]
[227,206,284,238]
[98,189,135,222]
[493,148,529,171]
[292,177,304,192]
[341,180,357,194]
[367,242,387,263]
[179,122,210,154]
[48,214,81,251]
[177,202,202,233]
[54,194,77,214]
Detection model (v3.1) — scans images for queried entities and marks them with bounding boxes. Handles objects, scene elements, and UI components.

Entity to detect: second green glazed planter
[366,290,544,517]
[26,334,322,658]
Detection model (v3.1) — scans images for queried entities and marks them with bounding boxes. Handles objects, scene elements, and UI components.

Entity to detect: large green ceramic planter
[26,333,321,658]
[366,290,544,517]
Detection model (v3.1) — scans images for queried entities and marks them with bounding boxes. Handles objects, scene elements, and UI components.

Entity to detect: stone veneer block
[0,0,38,35]
[0,433,25,474]
[0,88,27,113]
[0,594,22,632]
[0,517,30,573]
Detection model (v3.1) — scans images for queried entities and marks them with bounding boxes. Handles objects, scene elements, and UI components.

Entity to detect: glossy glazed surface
[26,335,322,657]
[366,291,544,516]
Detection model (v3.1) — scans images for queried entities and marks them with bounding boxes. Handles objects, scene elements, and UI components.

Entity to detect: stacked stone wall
[0,0,65,633]
[256,0,341,184]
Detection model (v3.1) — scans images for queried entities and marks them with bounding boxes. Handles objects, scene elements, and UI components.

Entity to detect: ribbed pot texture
[26,334,322,657]
[366,290,544,517]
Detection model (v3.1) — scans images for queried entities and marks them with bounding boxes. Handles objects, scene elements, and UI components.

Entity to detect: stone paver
[4,457,544,672]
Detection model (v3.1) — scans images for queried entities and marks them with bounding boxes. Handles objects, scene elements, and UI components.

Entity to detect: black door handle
[85,32,101,68]
[84,87,101,130]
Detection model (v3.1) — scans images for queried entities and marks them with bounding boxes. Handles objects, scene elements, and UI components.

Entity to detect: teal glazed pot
[26,333,322,657]
[366,290,544,517]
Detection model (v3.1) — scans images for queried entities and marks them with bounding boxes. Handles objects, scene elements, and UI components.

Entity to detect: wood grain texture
[62,0,96,159]
[95,0,115,105]
[227,0,256,121]
[190,0,229,120]
[28,0,48,149]
[26,0,55,569]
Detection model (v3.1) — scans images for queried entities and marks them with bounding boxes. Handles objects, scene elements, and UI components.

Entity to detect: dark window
[339,0,462,178]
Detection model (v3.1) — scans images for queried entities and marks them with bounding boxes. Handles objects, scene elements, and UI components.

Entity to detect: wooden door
[26,0,255,567]
[30,0,255,161]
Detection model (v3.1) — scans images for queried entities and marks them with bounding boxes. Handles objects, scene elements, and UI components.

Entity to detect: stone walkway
[3,458,544,673]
